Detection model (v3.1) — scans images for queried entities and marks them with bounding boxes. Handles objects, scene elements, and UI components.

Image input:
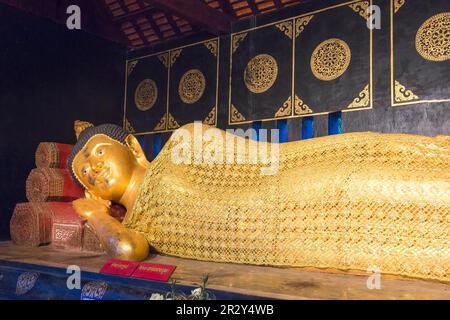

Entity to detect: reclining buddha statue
[70,122,449,282]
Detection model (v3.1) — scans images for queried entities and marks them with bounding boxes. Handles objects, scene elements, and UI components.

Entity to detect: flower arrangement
[149,274,215,300]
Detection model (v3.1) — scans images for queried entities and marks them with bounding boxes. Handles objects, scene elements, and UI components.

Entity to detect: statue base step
[0,242,448,300]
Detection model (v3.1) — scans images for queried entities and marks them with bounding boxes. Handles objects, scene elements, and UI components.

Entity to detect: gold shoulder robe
[124,124,449,282]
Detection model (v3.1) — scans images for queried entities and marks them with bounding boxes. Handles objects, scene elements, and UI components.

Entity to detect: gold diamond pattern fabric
[124,124,450,282]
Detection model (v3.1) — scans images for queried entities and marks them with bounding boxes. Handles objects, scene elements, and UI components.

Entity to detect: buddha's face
[72,134,137,201]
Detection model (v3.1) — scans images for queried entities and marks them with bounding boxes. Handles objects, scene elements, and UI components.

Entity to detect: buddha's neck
[119,165,147,212]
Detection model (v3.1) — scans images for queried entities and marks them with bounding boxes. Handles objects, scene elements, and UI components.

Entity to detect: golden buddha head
[68,124,148,202]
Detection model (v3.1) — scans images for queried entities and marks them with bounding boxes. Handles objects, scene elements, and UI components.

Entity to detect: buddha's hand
[72,194,111,220]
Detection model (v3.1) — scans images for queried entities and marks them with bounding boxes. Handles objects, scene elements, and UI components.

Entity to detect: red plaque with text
[131,263,176,282]
[99,259,140,277]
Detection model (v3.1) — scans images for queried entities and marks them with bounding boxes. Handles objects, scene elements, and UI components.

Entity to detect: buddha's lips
[94,168,111,186]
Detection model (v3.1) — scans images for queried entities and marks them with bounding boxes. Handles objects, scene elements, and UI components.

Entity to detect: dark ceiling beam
[114,0,130,15]
[135,0,165,40]
[131,20,149,45]
[141,0,235,35]
[145,13,164,41]
[165,13,182,36]
[217,0,236,18]
[86,0,129,45]
[247,0,259,15]
[273,0,282,9]
[113,7,153,23]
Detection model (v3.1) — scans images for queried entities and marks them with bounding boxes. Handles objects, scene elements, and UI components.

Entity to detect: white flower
[191,288,203,297]
[149,293,164,300]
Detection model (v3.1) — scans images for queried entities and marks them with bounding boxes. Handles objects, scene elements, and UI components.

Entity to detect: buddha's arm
[73,198,149,261]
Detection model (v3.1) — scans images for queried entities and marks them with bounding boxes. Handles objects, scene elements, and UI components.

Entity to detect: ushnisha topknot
[74,120,94,140]
[68,124,129,187]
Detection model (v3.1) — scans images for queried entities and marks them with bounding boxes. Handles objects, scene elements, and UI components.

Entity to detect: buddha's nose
[91,162,104,174]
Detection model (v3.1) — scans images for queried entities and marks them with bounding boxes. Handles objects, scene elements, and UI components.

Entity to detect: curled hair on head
[68,124,129,187]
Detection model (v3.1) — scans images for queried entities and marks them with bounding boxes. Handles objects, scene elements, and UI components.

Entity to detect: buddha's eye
[82,168,88,176]
[97,149,105,156]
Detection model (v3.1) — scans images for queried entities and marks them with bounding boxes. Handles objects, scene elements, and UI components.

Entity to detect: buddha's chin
[88,187,115,202]
[89,179,127,202]
[103,189,126,203]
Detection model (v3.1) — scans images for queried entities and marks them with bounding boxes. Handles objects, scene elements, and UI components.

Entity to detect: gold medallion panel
[310,38,352,81]
[178,69,206,104]
[124,52,169,135]
[391,0,450,107]
[230,20,294,124]
[168,38,220,129]
[294,0,373,116]
[135,79,158,111]
[244,54,279,94]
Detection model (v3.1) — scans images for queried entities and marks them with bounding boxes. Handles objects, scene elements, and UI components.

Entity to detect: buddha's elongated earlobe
[125,134,149,168]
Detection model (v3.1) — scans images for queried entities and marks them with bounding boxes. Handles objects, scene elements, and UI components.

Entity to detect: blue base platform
[0,259,262,300]
[1,242,448,300]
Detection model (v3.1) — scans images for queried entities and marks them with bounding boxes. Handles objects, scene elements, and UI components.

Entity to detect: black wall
[127,0,449,145]
[0,4,126,240]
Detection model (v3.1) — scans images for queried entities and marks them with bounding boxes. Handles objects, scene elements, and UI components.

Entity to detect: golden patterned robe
[124,124,449,282]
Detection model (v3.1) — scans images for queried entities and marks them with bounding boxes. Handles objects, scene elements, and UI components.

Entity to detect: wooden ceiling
[1,0,306,49]
[105,0,304,48]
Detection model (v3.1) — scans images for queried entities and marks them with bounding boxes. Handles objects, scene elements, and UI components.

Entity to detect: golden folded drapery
[124,124,449,282]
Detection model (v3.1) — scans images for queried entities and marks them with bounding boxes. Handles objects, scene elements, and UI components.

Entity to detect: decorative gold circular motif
[244,54,279,94]
[178,69,206,104]
[310,38,351,81]
[134,79,158,111]
[415,12,450,62]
